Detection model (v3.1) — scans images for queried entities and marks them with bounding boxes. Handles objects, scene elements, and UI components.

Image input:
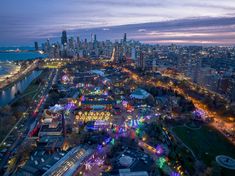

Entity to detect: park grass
[173,124,235,166]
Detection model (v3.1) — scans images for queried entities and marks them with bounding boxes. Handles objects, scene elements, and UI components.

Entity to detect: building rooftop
[130,88,150,99]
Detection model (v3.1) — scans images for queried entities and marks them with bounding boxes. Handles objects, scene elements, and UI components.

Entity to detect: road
[0,60,39,90]
[121,67,235,145]
[0,69,57,175]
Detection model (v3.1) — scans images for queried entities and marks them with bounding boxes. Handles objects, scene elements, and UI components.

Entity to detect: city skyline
[1,1,235,175]
[0,0,235,46]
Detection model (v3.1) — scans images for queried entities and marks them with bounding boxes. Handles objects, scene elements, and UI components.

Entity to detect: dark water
[0,47,35,50]
[0,52,47,61]
[0,70,42,106]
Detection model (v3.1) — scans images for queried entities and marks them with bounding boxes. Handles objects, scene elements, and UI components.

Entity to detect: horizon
[0,0,235,46]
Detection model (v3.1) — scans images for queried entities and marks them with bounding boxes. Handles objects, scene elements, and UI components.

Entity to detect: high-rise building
[68,37,74,50]
[34,42,39,51]
[45,39,50,53]
[123,33,127,43]
[94,34,97,42]
[137,51,145,70]
[131,48,137,60]
[61,30,67,46]
[77,36,80,48]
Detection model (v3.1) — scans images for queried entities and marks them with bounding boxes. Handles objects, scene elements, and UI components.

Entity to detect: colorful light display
[111,138,115,145]
[62,75,69,83]
[135,128,140,135]
[64,102,77,111]
[170,172,180,176]
[156,145,164,156]
[76,111,111,122]
[156,157,166,169]
[128,119,139,128]
[193,109,206,119]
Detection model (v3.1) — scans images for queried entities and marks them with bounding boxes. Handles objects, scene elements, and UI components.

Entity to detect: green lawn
[173,125,235,166]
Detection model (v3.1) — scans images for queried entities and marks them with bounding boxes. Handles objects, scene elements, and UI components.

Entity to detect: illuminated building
[131,47,137,60]
[39,123,63,137]
[75,111,112,122]
[43,147,93,176]
[130,88,150,99]
[137,51,145,70]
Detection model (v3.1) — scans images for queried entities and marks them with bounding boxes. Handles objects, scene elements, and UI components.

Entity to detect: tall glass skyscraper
[61,30,67,46]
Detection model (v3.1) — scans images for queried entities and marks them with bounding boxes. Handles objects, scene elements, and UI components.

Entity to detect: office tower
[61,30,67,46]
[68,37,74,50]
[123,33,127,43]
[77,36,80,48]
[137,51,145,70]
[34,42,39,51]
[131,48,137,60]
[45,39,50,53]
[91,33,93,42]
[94,34,97,42]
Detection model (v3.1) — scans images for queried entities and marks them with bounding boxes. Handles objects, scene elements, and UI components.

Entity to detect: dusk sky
[0,0,235,46]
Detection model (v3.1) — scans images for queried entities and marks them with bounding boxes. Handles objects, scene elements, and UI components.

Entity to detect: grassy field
[173,125,235,166]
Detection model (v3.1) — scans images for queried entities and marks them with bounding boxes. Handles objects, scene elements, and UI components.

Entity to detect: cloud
[0,0,235,45]
[138,29,147,32]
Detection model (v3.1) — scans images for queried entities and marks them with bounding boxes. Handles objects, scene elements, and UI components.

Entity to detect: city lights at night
[0,1,235,176]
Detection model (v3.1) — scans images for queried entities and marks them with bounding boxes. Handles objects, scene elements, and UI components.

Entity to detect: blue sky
[0,0,235,46]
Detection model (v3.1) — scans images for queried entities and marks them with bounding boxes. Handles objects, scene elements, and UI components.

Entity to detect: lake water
[0,52,47,61]
[0,70,42,106]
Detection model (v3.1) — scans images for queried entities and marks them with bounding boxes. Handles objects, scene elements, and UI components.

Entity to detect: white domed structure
[119,155,133,167]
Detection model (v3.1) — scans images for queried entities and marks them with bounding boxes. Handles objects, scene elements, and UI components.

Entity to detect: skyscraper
[61,30,67,46]
[131,48,137,60]
[137,51,145,70]
[77,36,80,48]
[94,34,97,42]
[34,41,39,51]
[123,33,127,43]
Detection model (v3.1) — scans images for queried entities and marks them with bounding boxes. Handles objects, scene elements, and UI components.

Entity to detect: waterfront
[0,51,47,61]
[0,70,42,106]
[0,62,20,81]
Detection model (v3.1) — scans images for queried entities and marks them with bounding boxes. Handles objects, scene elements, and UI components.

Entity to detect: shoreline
[0,59,40,91]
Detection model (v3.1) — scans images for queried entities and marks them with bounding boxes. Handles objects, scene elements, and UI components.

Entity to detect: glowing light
[156,157,166,168]
[156,145,164,156]
[62,75,69,82]
[111,138,115,145]
[76,111,111,122]
[170,172,180,176]
[136,128,140,135]
[129,119,139,128]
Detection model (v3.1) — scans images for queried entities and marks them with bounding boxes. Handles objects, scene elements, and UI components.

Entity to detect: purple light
[156,145,164,155]
[97,144,102,152]
[170,172,180,176]
[193,109,205,117]
[81,95,85,101]
[145,115,151,119]
[105,137,112,144]
[62,75,69,82]
[122,100,128,107]
[103,91,108,96]
[64,102,77,110]
[128,119,139,128]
